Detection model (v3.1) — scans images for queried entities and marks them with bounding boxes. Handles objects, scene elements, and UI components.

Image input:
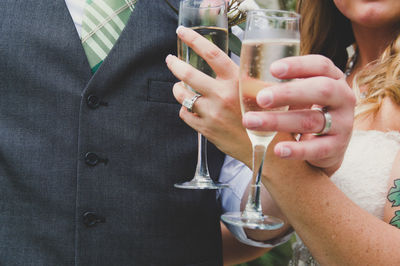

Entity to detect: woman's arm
[262,133,400,265]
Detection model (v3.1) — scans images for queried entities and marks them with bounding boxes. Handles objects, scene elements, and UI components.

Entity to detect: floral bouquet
[165,0,261,56]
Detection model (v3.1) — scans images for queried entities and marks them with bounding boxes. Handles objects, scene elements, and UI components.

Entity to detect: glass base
[221,212,284,230]
[174,176,229,190]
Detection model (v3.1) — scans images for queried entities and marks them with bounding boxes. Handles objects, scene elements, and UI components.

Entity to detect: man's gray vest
[0,1,225,265]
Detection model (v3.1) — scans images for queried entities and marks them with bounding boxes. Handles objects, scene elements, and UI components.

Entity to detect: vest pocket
[147,79,178,104]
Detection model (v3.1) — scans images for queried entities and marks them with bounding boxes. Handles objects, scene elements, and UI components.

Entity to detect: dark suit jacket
[0,1,225,265]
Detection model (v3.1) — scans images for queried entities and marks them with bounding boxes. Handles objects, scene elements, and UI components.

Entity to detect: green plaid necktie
[82,0,137,73]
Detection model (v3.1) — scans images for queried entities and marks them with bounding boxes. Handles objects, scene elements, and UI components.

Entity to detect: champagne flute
[221,9,300,231]
[175,0,229,189]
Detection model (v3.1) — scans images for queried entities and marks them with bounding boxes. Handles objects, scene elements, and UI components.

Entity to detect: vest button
[82,211,105,227]
[85,152,99,166]
[87,95,100,109]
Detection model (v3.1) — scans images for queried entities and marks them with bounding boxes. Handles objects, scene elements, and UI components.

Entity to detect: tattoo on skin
[390,210,400,228]
[388,179,400,228]
[388,179,400,207]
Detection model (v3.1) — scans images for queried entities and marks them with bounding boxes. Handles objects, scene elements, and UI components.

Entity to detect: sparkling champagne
[239,38,300,145]
[178,26,228,79]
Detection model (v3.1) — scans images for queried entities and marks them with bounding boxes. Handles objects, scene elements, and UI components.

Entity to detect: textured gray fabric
[0,1,225,265]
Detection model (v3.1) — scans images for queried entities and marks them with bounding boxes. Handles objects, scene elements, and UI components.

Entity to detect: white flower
[227,0,259,27]
[237,0,260,12]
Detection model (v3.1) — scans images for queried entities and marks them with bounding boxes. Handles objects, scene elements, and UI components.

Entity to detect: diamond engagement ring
[312,107,332,135]
[182,94,201,113]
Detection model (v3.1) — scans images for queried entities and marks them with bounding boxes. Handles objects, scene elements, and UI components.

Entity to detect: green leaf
[390,210,400,228]
[388,179,400,207]
[238,22,246,31]
[229,32,242,57]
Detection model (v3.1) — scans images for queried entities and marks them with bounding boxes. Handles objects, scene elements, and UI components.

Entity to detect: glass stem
[242,144,266,219]
[195,133,210,178]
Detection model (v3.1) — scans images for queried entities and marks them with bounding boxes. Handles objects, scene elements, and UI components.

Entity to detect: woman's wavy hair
[297,0,400,119]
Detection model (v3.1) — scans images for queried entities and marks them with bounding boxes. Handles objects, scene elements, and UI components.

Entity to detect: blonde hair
[297,0,400,119]
[354,36,400,118]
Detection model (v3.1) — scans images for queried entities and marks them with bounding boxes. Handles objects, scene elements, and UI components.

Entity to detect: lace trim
[289,239,319,266]
[353,129,400,143]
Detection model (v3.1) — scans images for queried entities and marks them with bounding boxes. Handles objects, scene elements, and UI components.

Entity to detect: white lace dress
[290,130,400,266]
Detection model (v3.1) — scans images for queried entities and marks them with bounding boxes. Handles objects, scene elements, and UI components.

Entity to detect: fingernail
[165,54,174,64]
[176,25,185,35]
[243,113,262,128]
[165,54,176,64]
[279,146,292,157]
[257,89,273,107]
[270,61,288,77]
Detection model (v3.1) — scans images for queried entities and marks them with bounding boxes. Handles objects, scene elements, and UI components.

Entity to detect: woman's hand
[166,26,253,166]
[243,55,356,175]
[166,26,356,176]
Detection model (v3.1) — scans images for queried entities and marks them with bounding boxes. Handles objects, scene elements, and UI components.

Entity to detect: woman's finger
[176,26,238,80]
[273,136,348,169]
[166,54,218,96]
[242,109,332,134]
[172,82,206,115]
[255,77,354,109]
[178,104,203,132]
[270,54,344,80]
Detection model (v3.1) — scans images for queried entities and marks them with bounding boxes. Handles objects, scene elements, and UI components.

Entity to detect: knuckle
[318,79,334,99]
[208,108,222,124]
[319,56,333,73]
[219,90,236,107]
[181,68,194,81]
[275,83,292,102]
[264,114,278,130]
[346,89,357,106]
[187,34,200,46]
[301,113,321,132]
[204,47,221,61]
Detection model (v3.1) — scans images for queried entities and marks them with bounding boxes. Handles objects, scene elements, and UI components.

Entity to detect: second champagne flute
[222,9,300,231]
[175,0,229,189]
